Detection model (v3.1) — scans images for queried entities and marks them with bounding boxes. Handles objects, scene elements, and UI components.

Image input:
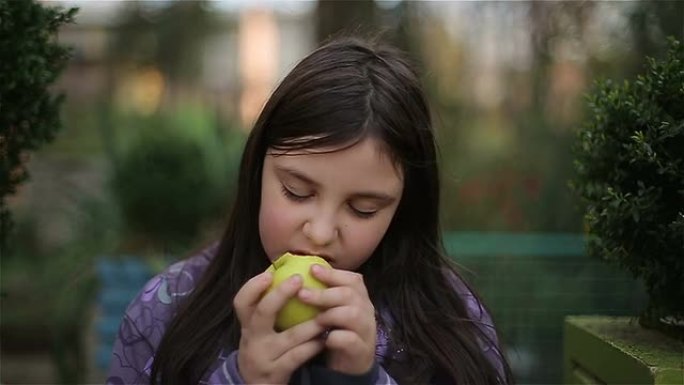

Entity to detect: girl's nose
[303,217,339,247]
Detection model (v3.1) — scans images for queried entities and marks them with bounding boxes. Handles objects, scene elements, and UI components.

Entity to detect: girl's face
[259,137,403,271]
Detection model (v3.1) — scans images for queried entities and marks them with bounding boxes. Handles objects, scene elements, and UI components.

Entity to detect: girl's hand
[297,265,376,375]
[233,271,327,385]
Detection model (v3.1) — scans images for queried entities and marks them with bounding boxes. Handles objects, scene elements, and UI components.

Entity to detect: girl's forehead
[265,137,404,182]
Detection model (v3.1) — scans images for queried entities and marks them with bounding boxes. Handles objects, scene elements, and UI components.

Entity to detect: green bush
[112,133,209,252]
[0,0,76,252]
[110,113,243,255]
[571,38,683,335]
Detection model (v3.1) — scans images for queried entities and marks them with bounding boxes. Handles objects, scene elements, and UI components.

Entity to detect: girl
[107,36,514,385]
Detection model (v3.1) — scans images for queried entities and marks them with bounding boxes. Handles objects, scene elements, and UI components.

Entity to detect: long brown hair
[151,36,514,385]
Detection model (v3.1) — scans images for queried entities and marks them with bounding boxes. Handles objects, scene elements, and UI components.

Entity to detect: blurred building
[50,0,316,129]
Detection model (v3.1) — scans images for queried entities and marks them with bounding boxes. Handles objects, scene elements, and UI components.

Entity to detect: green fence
[445,232,648,384]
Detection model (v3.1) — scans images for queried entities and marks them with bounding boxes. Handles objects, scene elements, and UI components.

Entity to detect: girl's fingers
[323,325,376,376]
[250,274,303,332]
[310,265,368,294]
[276,338,326,374]
[325,329,364,350]
[277,319,327,351]
[233,271,273,325]
[297,286,356,308]
[315,305,374,335]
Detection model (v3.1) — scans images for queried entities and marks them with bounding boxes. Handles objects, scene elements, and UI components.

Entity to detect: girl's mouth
[290,250,333,263]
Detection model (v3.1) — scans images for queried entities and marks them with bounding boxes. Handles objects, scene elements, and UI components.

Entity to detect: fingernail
[290,274,302,286]
[311,264,323,274]
[299,288,312,299]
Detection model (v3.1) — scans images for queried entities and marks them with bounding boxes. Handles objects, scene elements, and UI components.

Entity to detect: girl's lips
[290,250,332,262]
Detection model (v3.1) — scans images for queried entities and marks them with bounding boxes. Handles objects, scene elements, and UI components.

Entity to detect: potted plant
[565,38,683,384]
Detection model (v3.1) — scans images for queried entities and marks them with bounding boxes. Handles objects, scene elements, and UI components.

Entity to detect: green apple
[265,252,331,330]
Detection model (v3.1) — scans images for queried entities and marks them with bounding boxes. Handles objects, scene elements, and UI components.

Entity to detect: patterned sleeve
[375,366,399,385]
[106,244,246,385]
[105,265,182,384]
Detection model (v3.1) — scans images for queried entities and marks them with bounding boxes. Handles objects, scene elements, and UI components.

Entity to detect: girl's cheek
[344,226,385,266]
[259,201,298,258]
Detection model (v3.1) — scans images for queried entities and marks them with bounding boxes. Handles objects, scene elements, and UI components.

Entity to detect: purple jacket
[106,243,504,384]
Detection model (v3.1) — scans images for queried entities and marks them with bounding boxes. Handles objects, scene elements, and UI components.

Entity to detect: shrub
[110,116,243,254]
[0,0,76,252]
[571,38,683,335]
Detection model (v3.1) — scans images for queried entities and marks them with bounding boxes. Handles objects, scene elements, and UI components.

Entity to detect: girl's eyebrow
[350,192,397,205]
[275,165,397,203]
[275,166,320,188]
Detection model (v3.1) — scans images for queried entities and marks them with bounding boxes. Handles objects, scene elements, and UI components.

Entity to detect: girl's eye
[349,205,377,219]
[281,185,311,202]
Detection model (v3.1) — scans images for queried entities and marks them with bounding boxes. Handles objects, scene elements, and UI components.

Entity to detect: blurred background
[1,0,682,383]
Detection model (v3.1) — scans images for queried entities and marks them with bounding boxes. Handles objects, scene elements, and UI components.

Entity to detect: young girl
[107,36,514,385]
